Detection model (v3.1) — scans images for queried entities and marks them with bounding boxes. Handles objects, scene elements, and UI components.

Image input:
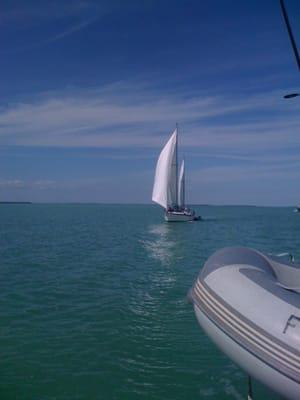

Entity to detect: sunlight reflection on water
[141,223,177,266]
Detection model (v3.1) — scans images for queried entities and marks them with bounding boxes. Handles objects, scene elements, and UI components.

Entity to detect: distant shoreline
[0,201,32,204]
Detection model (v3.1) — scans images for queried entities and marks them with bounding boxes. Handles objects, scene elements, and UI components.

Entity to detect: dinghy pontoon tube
[189,247,300,400]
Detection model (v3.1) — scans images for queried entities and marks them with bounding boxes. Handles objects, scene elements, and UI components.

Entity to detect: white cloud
[1,81,300,154]
[0,179,57,189]
[190,162,300,185]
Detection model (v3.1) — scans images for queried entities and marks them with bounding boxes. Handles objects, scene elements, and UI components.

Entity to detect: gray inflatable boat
[189,247,300,399]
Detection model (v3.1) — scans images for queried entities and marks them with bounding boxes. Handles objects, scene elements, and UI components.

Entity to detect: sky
[1,0,300,205]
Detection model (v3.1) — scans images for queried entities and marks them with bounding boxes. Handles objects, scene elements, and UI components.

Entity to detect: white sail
[152,129,177,209]
[178,159,185,208]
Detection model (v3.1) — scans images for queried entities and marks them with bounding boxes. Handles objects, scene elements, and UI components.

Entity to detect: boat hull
[194,304,300,400]
[164,211,199,222]
[189,247,300,400]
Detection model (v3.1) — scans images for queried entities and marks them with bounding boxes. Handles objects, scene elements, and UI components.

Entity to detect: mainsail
[178,159,185,208]
[152,129,177,209]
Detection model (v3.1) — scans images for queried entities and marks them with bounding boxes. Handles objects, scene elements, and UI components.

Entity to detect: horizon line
[0,201,296,208]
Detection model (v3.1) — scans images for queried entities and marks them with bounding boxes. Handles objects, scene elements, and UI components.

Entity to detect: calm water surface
[1,204,299,399]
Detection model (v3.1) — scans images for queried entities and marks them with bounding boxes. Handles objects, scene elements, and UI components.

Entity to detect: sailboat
[294,205,300,213]
[152,126,200,222]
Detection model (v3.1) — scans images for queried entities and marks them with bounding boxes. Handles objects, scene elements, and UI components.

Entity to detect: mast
[182,158,185,207]
[175,122,178,207]
[280,0,300,98]
[280,0,300,70]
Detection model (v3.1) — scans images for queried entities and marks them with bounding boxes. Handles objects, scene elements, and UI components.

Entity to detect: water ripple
[0,204,287,399]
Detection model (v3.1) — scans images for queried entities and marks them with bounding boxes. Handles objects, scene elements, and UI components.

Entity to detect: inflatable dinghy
[189,247,300,400]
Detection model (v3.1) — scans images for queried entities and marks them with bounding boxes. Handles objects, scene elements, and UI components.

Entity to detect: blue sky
[2,0,300,205]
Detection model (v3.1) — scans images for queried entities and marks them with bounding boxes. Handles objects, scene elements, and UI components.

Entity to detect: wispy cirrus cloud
[0,1,100,24]
[47,15,98,42]
[3,1,107,53]
[0,80,300,154]
[14,15,100,52]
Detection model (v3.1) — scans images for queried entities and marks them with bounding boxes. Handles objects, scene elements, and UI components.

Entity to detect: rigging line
[280,0,300,70]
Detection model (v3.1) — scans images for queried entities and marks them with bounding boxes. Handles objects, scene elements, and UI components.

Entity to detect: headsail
[178,159,185,209]
[152,129,177,209]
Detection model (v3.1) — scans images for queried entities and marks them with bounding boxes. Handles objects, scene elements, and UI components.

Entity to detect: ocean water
[1,204,299,400]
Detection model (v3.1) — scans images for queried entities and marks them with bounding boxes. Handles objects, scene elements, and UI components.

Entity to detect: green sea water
[1,204,299,400]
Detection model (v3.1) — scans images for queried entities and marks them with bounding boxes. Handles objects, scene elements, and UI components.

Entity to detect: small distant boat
[152,126,200,222]
[294,205,300,213]
[189,247,300,400]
